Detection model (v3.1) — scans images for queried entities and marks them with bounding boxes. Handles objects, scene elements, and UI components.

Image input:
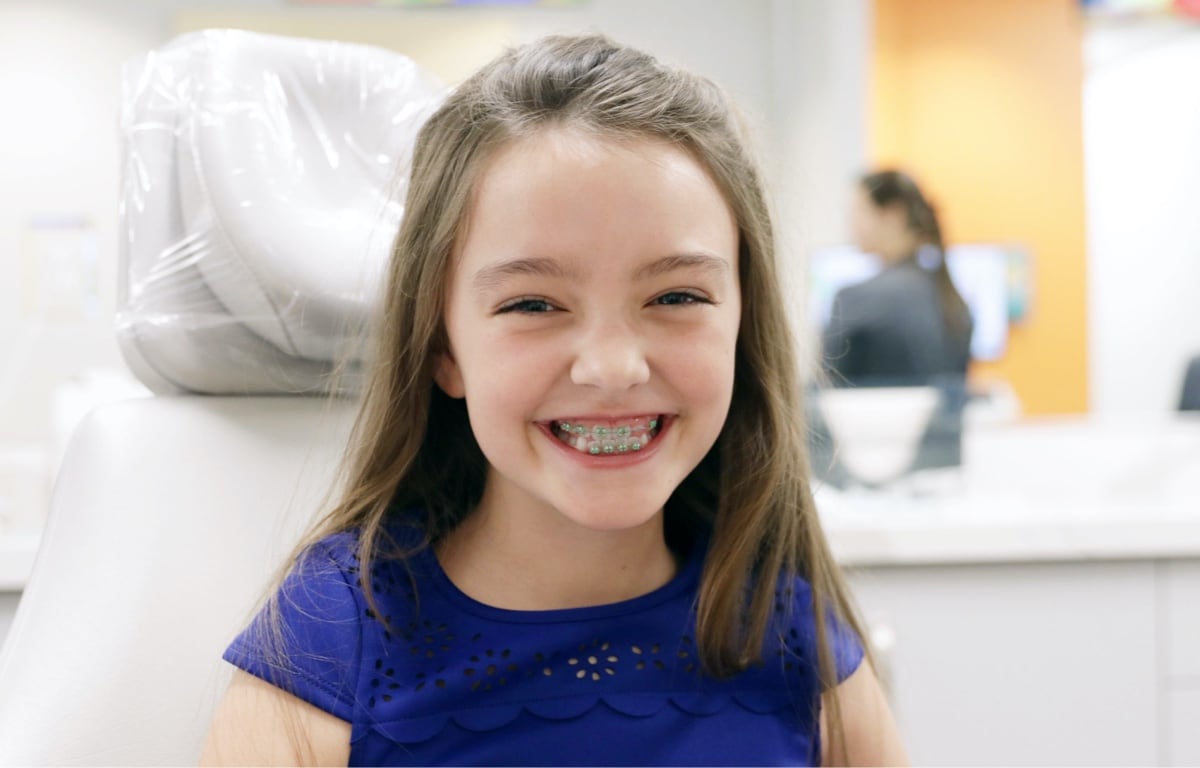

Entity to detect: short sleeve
[223,535,363,721]
[784,576,865,688]
[827,604,865,685]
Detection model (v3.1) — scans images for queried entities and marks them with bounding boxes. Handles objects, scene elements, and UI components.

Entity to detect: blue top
[224,520,863,766]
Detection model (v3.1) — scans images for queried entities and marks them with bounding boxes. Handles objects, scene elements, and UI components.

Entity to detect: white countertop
[820,485,1200,567]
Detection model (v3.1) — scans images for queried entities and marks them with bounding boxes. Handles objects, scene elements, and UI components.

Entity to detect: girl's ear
[433,352,466,399]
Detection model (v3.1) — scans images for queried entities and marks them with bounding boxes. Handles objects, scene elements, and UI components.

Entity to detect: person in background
[822,170,973,387]
[815,170,974,480]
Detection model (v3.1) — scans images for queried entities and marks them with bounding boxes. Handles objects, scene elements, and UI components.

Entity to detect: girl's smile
[536,413,670,470]
[546,414,662,455]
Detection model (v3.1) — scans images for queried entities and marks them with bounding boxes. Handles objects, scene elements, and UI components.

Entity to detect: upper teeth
[556,418,658,436]
[552,417,662,455]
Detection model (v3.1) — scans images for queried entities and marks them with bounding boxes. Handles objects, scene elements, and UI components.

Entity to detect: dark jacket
[822,260,972,387]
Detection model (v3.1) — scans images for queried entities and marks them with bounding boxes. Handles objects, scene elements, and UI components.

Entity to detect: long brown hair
[278,33,867,757]
[861,169,973,352]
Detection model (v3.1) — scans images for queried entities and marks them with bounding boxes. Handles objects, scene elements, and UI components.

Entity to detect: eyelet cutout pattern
[360,623,714,708]
[566,640,619,681]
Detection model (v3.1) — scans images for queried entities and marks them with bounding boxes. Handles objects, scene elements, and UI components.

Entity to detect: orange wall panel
[870,0,1088,414]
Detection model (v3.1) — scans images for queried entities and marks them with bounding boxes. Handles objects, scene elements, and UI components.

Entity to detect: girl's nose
[569,323,651,393]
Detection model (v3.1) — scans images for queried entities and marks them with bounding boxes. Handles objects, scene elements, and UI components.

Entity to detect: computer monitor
[808,243,1027,362]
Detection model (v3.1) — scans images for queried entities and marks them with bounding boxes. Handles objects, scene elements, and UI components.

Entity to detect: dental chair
[0,31,443,765]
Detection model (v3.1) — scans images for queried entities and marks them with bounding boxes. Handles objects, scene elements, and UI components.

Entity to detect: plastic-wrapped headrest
[117,30,444,395]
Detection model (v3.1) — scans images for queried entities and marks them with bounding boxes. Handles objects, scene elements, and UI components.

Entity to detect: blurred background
[0,0,1198,764]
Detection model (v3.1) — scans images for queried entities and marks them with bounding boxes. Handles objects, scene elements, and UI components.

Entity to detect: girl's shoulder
[221,515,433,720]
[293,512,429,582]
[305,509,427,556]
[771,571,864,687]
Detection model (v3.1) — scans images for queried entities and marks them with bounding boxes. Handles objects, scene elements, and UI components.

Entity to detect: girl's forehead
[448,128,738,273]
[473,130,731,221]
[480,128,708,186]
[484,128,734,214]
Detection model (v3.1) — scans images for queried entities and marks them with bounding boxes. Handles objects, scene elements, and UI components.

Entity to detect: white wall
[0,1,171,447]
[0,1,179,534]
[768,0,871,364]
[1085,18,1200,414]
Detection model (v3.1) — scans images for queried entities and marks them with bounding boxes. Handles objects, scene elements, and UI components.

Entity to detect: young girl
[202,34,906,766]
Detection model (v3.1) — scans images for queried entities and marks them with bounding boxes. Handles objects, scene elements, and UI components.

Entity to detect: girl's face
[436,130,740,536]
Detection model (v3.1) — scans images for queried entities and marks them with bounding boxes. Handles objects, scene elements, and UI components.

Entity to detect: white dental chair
[0,31,443,765]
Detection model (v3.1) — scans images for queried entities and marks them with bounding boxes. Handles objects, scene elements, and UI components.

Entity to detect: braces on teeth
[556,419,659,455]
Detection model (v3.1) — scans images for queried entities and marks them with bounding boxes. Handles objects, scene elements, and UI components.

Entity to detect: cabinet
[1167,689,1200,765]
[1165,561,1200,764]
[848,561,1159,765]
[1165,561,1200,678]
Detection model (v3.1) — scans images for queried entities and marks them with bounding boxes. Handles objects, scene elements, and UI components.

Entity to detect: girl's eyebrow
[472,257,578,294]
[632,252,732,281]
[472,252,731,294]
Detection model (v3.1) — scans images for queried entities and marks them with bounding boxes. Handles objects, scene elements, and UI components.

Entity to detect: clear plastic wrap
[117,30,445,395]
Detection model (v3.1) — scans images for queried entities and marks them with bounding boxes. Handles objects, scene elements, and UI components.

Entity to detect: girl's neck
[435,505,678,612]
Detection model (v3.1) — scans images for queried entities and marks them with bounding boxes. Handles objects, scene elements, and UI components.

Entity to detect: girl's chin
[551,501,666,534]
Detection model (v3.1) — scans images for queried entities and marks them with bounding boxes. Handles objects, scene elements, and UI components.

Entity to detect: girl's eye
[497,298,557,314]
[653,291,711,307]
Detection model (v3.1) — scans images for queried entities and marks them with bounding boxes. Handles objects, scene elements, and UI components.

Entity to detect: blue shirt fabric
[223,521,863,766]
